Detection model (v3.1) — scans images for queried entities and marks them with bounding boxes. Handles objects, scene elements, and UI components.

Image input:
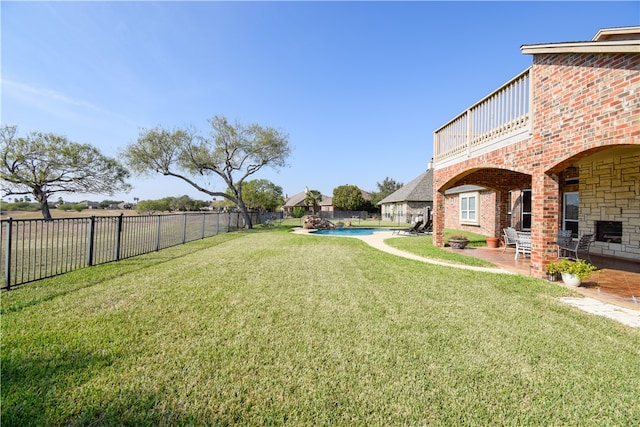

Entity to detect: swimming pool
[312,227,392,236]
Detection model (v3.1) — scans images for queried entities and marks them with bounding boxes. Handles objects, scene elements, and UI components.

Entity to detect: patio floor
[455,246,640,310]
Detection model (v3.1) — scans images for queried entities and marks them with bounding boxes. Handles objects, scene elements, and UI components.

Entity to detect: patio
[455,246,640,310]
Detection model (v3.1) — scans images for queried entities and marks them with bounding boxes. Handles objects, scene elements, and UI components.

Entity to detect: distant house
[79,200,100,209]
[377,169,433,224]
[283,186,373,217]
[282,189,332,216]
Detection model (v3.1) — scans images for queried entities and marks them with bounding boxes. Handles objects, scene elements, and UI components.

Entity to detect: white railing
[434,68,532,165]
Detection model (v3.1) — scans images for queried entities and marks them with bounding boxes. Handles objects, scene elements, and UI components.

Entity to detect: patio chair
[391,220,423,236]
[557,230,572,257]
[558,233,595,263]
[502,227,518,253]
[515,231,531,260]
[418,219,433,235]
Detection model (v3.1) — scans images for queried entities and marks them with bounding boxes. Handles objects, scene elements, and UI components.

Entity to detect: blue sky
[2,1,638,203]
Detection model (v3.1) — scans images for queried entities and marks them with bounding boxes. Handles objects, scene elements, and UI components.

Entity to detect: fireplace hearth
[596,221,622,243]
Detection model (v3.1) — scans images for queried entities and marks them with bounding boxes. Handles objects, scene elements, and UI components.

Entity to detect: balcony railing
[433,68,532,167]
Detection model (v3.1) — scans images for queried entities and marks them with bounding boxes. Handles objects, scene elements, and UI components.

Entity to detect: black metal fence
[1,211,259,290]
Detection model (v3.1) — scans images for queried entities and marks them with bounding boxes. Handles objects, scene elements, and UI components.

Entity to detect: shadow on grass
[2,347,198,425]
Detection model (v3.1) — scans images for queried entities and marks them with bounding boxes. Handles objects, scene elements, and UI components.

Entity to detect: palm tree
[304,190,323,215]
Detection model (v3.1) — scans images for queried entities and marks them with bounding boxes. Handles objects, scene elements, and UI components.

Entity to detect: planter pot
[547,272,561,282]
[486,237,500,248]
[561,272,582,286]
[448,239,469,250]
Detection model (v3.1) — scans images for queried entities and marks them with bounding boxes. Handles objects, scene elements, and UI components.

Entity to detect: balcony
[433,68,532,168]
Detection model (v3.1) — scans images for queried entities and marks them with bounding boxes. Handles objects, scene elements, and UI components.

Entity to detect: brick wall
[433,51,640,276]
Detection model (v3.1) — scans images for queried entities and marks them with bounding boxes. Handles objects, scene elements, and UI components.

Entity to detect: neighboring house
[79,200,100,209]
[431,26,640,278]
[283,187,372,217]
[282,190,332,216]
[378,169,433,224]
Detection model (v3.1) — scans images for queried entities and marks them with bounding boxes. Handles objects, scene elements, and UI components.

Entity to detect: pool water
[312,227,392,236]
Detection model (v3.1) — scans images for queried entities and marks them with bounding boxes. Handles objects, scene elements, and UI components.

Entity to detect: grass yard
[2,229,639,426]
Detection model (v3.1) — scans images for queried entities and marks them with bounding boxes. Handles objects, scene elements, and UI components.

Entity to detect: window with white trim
[563,192,579,238]
[460,192,479,225]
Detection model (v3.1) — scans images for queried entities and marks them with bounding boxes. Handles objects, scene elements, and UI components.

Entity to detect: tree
[121,116,291,228]
[304,189,323,214]
[369,177,403,206]
[239,179,284,211]
[332,185,366,211]
[0,125,131,220]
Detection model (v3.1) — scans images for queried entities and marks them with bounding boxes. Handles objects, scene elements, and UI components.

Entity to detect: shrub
[292,207,306,218]
[547,258,598,280]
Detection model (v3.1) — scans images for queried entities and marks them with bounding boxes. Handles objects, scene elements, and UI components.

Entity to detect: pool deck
[293,227,640,328]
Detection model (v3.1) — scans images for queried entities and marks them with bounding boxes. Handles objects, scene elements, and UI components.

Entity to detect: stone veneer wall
[580,152,640,261]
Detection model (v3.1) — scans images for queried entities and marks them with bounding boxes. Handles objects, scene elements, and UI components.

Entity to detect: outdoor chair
[391,220,423,236]
[515,231,531,260]
[558,233,595,262]
[502,227,518,253]
[418,219,433,235]
[557,230,573,257]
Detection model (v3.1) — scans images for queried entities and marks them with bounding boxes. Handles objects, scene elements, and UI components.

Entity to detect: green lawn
[2,229,639,426]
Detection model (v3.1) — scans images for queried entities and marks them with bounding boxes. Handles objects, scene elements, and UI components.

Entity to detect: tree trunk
[236,199,253,229]
[34,189,53,221]
[39,201,52,220]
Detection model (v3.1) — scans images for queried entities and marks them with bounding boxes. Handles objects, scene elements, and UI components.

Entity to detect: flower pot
[486,237,500,248]
[547,272,561,282]
[561,272,581,287]
[448,239,469,249]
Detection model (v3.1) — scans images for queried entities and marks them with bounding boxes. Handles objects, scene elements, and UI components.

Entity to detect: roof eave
[521,41,640,55]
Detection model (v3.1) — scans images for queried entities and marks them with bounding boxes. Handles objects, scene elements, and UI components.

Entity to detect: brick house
[378,168,434,224]
[431,26,640,278]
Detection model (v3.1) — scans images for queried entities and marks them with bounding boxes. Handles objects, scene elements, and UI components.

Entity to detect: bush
[292,207,306,218]
[57,203,87,212]
[546,258,598,280]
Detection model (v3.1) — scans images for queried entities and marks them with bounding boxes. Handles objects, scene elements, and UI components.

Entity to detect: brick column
[531,171,561,277]
[433,190,446,247]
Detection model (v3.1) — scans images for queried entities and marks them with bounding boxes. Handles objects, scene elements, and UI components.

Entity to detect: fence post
[115,214,124,261]
[4,218,13,290]
[155,215,161,251]
[182,213,187,244]
[87,216,96,267]
[201,212,205,239]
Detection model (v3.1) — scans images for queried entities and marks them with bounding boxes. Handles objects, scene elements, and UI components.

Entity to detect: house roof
[521,26,640,55]
[283,191,331,208]
[377,169,433,205]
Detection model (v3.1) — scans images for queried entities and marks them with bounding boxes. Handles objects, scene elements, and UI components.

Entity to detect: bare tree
[122,116,291,228]
[0,125,131,220]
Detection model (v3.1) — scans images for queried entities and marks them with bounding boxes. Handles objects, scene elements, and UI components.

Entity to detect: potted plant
[447,234,469,249]
[551,258,598,286]
[544,261,562,282]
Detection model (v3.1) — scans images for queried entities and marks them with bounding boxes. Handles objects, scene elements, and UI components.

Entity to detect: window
[460,192,479,225]
[563,192,579,238]
[507,191,513,226]
[522,189,531,230]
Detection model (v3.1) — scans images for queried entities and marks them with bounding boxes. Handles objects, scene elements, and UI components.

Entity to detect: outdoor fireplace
[596,221,622,243]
